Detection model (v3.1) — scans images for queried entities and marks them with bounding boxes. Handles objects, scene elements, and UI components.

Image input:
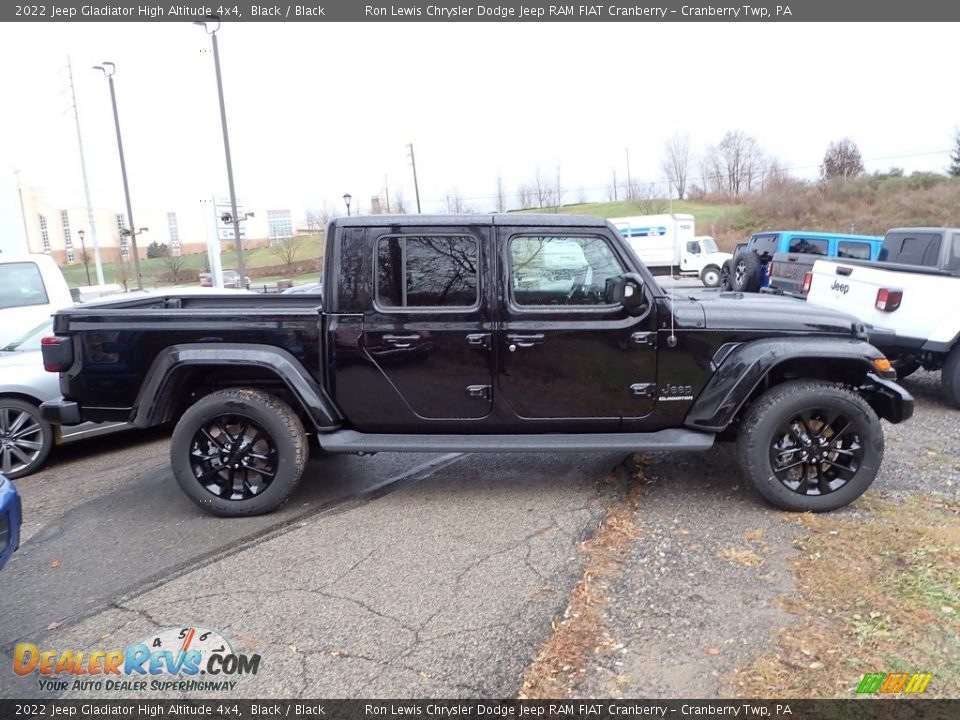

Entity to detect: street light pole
[343,193,352,216]
[94,61,143,290]
[77,229,91,285]
[407,143,422,213]
[195,19,245,282]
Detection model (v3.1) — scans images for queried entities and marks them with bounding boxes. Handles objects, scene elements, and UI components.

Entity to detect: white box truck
[609,213,731,287]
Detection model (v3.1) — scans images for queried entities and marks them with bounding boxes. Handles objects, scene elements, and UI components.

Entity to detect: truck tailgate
[805,259,952,343]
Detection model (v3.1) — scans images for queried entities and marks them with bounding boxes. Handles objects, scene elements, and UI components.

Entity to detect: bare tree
[444,188,473,214]
[533,166,551,208]
[661,131,692,199]
[762,157,791,190]
[392,188,409,214]
[269,236,305,273]
[114,257,133,291]
[702,130,765,195]
[516,183,533,209]
[494,174,507,212]
[633,183,670,215]
[576,185,587,204]
[552,164,564,211]
[821,138,865,180]
[160,252,188,283]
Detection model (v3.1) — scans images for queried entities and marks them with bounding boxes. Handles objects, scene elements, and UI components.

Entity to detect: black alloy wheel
[188,415,278,501]
[768,409,864,497]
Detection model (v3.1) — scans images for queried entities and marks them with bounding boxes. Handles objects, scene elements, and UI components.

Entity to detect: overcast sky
[1,21,958,253]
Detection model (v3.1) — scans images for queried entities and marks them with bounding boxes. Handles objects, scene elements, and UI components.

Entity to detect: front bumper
[860,372,914,424]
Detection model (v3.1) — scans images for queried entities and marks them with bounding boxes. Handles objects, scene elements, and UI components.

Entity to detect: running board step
[318,429,715,453]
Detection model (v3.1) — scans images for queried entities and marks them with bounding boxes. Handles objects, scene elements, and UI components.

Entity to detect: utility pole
[68,56,105,285]
[407,143,422,213]
[612,170,618,202]
[14,170,30,253]
[384,175,390,213]
[195,20,245,282]
[94,62,143,290]
[625,147,632,201]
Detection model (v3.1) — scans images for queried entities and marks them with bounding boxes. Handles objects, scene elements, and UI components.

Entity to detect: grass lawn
[60,235,324,289]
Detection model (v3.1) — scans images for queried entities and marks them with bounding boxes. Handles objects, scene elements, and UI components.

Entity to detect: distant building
[18,186,279,266]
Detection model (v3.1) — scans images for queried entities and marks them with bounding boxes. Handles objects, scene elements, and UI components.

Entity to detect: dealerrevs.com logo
[14,626,261,693]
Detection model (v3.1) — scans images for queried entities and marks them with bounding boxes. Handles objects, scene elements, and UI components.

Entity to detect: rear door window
[837,241,871,260]
[787,237,829,255]
[376,235,479,309]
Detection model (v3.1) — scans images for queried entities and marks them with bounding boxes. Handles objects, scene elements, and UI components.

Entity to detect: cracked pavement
[1,431,620,698]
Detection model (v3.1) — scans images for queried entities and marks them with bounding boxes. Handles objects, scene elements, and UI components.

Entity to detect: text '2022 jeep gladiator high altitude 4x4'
[40,215,913,516]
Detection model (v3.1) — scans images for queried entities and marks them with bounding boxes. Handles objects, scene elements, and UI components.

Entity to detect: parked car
[199,270,251,289]
[0,254,74,348]
[281,282,323,295]
[724,231,883,294]
[0,473,21,571]
[0,320,128,478]
[42,214,912,518]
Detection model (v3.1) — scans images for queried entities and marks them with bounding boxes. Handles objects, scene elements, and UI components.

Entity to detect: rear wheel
[700,264,722,288]
[0,399,53,479]
[942,345,960,409]
[737,380,883,512]
[170,388,308,517]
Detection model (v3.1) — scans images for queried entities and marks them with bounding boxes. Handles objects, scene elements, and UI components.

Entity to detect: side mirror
[619,273,646,309]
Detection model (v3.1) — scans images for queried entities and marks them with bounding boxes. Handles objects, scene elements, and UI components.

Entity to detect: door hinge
[631,331,656,348]
[466,385,491,400]
[630,383,655,398]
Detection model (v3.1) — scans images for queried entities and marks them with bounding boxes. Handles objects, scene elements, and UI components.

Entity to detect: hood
[688,291,867,337]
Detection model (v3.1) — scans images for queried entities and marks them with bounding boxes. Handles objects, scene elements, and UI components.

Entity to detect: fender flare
[131,343,342,431]
[684,337,889,432]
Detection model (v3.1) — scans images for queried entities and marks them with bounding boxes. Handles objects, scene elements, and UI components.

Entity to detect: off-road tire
[894,360,921,381]
[942,344,960,409]
[736,380,884,512]
[700,264,722,288]
[0,398,54,479]
[731,251,764,293]
[720,259,734,290]
[171,388,308,517]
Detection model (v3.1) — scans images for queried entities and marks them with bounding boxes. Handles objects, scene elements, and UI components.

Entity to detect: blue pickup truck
[724,231,884,295]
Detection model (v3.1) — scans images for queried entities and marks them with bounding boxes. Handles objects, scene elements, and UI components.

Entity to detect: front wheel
[736,380,884,512]
[0,399,54,479]
[700,264,722,288]
[170,388,308,517]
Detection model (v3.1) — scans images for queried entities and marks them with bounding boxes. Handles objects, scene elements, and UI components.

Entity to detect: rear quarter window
[748,234,779,257]
[0,262,49,309]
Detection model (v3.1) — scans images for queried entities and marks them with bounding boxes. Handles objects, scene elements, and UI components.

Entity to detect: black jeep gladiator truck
[40,215,913,516]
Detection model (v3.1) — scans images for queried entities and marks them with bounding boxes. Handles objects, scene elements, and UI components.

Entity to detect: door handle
[382,333,421,348]
[506,333,545,348]
[466,333,491,349]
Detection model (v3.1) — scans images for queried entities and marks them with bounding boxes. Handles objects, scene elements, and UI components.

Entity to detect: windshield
[700,238,719,253]
[1,319,53,352]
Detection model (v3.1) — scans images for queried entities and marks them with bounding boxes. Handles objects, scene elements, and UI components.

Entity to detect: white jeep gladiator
[806,227,960,406]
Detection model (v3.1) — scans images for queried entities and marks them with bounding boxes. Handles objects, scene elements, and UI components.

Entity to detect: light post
[93,61,144,290]
[77,229,92,285]
[343,193,352,216]
[194,18,246,283]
